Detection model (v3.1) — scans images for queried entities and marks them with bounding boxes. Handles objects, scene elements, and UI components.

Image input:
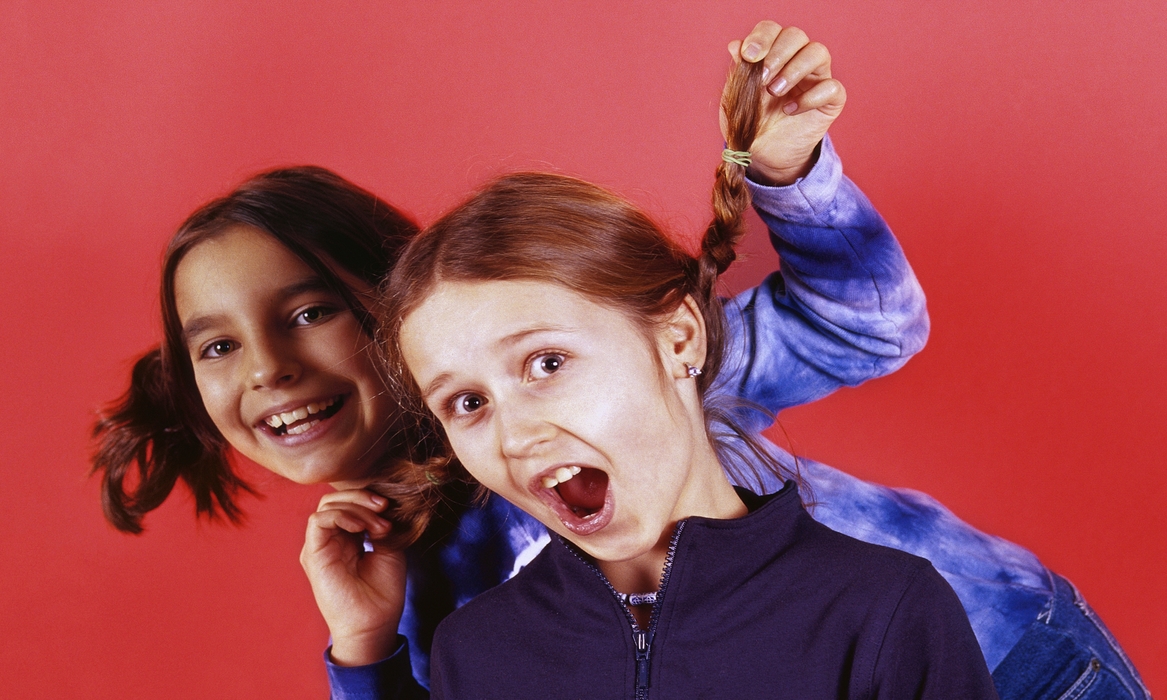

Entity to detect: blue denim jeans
[993,574,1150,700]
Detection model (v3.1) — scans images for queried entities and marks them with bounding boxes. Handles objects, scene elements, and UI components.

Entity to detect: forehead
[172,224,371,329]
[400,279,646,376]
[174,226,317,321]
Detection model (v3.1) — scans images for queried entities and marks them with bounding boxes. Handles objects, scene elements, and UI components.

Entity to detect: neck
[598,529,673,596]
[599,441,745,593]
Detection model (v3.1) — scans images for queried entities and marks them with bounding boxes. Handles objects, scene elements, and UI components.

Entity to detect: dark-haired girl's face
[174,226,398,487]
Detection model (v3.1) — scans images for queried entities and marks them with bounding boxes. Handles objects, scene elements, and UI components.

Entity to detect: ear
[657,295,707,379]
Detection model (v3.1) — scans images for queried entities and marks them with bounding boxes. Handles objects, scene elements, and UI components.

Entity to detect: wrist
[747,162,808,187]
[746,139,824,187]
[328,626,401,667]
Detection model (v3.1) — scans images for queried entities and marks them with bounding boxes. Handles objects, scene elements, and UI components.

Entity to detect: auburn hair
[378,59,796,526]
[91,166,431,544]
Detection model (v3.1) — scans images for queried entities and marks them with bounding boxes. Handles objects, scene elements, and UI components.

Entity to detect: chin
[559,520,660,564]
[266,459,354,486]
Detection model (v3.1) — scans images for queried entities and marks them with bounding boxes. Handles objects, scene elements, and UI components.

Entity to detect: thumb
[727,39,743,65]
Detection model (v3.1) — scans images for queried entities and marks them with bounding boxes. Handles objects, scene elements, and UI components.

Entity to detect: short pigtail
[360,394,456,549]
[91,348,249,534]
[361,459,442,550]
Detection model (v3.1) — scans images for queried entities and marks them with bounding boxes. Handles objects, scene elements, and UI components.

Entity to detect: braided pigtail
[693,59,766,391]
[706,58,766,276]
[697,59,808,499]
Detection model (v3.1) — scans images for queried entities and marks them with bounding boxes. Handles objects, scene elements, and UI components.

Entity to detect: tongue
[556,468,608,514]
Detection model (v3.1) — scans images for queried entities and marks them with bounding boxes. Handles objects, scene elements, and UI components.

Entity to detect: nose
[247,337,302,389]
[496,396,555,461]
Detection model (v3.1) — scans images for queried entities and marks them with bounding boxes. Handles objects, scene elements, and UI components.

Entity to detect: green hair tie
[425,470,443,486]
[721,148,752,167]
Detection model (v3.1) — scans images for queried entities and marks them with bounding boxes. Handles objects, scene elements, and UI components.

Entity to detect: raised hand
[300,488,407,666]
[725,21,847,186]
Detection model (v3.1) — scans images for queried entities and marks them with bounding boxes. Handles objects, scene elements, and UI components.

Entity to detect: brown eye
[531,353,565,378]
[455,394,486,415]
[295,306,334,326]
[197,340,235,361]
[202,340,237,358]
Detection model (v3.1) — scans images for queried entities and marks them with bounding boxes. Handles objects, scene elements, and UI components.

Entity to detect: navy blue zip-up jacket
[364,483,998,699]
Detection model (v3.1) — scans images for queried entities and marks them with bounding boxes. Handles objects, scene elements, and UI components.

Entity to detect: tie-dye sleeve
[718,135,929,431]
[325,638,430,700]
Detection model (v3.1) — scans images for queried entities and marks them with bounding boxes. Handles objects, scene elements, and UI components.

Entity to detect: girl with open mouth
[308,30,999,699]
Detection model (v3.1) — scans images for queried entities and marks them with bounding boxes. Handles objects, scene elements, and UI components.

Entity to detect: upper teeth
[541,465,582,490]
[265,397,338,429]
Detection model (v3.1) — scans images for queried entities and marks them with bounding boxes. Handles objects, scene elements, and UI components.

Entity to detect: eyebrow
[180,276,335,343]
[417,324,575,402]
[498,325,574,347]
[420,372,454,404]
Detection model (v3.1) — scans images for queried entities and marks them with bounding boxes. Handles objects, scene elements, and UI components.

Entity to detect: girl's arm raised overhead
[714,22,928,426]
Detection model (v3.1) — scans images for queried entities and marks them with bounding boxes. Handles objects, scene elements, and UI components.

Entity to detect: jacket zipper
[566,521,687,700]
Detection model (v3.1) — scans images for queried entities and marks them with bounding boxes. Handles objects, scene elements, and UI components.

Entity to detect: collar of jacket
[550,480,805,605]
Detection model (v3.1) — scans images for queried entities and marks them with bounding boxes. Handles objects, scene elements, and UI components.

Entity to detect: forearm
[720,135,929,420]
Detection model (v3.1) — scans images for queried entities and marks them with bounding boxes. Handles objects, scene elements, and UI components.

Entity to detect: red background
[1,1,1164,697]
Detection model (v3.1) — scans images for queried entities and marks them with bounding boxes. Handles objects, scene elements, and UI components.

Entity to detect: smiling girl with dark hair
[91,165,430,540]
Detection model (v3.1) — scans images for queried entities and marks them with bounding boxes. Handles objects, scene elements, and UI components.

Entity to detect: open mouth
[262,395,345,436]
[536,465,612,535]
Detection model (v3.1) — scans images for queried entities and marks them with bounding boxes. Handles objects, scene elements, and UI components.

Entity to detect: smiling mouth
[262,395,345,436]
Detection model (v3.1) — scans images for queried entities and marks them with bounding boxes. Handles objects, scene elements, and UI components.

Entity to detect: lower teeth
[285,420,319,436]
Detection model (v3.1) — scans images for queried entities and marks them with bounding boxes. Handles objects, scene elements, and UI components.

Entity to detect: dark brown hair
[379,59,794,522]
[91,166,421,536]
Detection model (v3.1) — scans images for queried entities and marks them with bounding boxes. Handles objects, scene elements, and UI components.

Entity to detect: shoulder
[784,507,964,627]
[436,539,556,642]
[429,546,555,694]
[793,520,995,688]
[797,499,938,582]
[796,519,996,692]
[429,540,632,697]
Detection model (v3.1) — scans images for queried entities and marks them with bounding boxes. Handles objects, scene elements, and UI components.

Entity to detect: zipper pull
[634,629,650,689]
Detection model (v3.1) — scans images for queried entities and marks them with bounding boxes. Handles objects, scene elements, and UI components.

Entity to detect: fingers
[727,39,742,64]
[317,488,388,512]
[728,23,834,98]
[304,500,391,554]
[780,77,846,117]
[766,33,829,97]
[734,20,782,64]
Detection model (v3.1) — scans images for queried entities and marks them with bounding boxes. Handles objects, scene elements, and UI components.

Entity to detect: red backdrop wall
[2,1,1163,697]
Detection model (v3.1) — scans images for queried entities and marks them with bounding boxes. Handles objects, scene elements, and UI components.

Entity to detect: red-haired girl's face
[399,278,741,570]
[174,225,397,487]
